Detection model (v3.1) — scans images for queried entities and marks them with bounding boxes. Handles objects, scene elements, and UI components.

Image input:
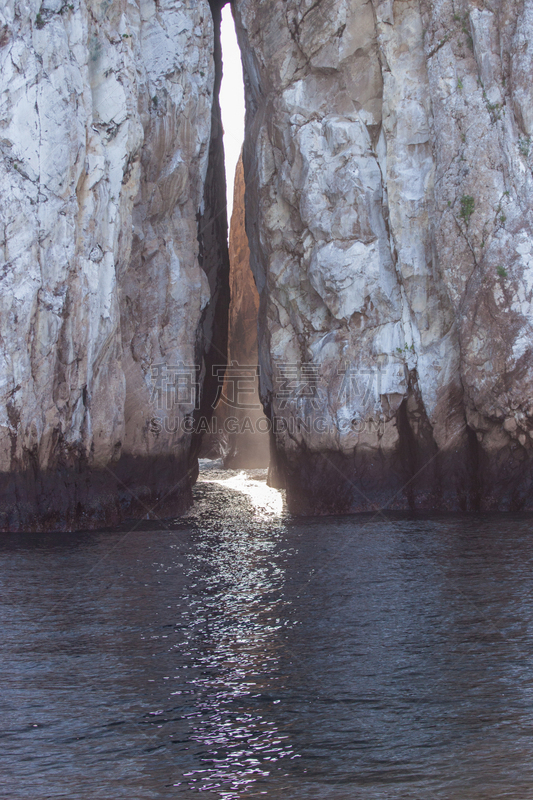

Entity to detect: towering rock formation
[0,0,229,530]
[1,0,533,529]
[233,0,533,513]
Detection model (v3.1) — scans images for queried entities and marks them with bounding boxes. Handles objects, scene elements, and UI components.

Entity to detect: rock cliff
[0,0,228,530]
[2,0,533,529]
[234,0,533,512]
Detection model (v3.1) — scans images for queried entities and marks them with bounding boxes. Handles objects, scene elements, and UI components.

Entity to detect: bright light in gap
[210,473,284,518]
[220,4,245,224]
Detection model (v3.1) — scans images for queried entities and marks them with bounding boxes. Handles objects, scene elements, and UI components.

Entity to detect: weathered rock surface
[0,0,228,530]
[219,152,269,468]
[3,0,533,528]
[234,0,533,512]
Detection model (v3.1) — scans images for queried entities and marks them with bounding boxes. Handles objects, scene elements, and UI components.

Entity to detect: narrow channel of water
[2,463,533,799]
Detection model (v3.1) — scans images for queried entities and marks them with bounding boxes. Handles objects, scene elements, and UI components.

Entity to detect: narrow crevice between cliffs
[191,0,232,478]
[198,3,269,471]
[218,154,270,470]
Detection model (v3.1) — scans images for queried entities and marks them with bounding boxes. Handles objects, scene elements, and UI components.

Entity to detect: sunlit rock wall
[220,152,269,468]
[234,0,533,512]
[0,0,228,530]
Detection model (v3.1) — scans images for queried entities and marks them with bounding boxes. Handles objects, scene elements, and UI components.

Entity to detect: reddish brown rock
[218,154,269,468]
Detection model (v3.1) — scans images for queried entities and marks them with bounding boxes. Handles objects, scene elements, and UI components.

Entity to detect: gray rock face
[0,0,228,530]
[234,0,533,512]
[2,0,533,528]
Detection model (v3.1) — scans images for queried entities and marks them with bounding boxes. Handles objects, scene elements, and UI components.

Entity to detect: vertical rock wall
[2,0,533,527]
[220,152,269,468]
[233,0,533,512]
[0,0,228,530]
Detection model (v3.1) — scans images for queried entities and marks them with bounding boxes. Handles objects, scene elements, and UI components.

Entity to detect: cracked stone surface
[234,0,533,512]
[0,0,228,530]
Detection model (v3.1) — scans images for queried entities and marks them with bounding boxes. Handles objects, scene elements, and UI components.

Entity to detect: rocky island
[1,0,532,529]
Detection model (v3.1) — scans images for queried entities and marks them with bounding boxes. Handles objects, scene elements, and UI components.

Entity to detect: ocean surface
[2,462,533,799]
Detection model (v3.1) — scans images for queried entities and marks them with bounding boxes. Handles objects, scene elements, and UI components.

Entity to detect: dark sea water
[2,464,533,799]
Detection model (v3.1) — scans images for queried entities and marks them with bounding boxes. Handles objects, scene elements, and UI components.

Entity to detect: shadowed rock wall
[233,0,533,512]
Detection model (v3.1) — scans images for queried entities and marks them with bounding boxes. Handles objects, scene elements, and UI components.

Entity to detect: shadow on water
[2,466,533,798]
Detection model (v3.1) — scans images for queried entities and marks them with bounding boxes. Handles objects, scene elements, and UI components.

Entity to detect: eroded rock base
[0,456,195,532]
[277,445,533,515]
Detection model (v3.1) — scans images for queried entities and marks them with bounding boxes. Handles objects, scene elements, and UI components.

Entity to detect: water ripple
[2,467,533,798]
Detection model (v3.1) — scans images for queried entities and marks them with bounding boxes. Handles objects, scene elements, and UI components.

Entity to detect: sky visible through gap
[220,4,246,225]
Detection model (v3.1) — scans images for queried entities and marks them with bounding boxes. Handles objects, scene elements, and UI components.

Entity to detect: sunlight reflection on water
[172,469,295,796]
[4,468,533,799]
[207,471,284,518]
